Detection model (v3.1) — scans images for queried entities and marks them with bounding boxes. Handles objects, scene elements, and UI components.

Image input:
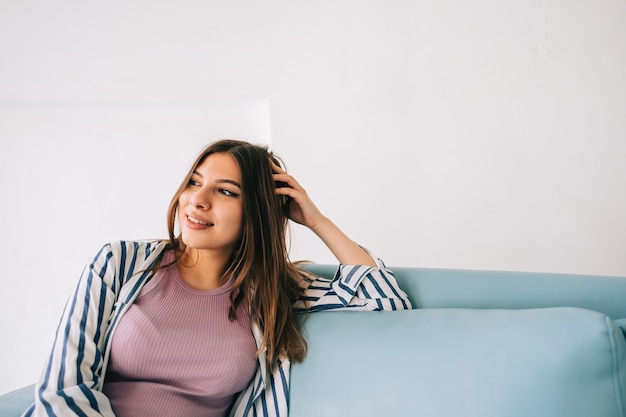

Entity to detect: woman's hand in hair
[271,160,376,267]
[271,160,326,230]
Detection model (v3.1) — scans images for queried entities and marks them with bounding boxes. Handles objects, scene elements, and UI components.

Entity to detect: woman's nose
[190,192,211,209]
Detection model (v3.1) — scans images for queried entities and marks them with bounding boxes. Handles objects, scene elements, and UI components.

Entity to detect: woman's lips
[185,214,213,229]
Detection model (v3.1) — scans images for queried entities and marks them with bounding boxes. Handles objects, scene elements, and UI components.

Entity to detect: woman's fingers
[270,159,304,191]
[273,173,300,191]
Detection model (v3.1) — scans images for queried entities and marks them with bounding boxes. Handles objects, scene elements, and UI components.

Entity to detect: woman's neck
[176,248,232,290]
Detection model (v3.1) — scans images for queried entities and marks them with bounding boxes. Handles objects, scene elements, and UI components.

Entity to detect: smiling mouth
[187,215,213,226]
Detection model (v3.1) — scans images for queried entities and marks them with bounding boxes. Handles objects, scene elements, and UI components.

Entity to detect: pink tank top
[103,251,258,417]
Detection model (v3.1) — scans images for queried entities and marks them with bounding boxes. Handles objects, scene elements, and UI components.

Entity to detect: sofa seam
[605,315,625,417]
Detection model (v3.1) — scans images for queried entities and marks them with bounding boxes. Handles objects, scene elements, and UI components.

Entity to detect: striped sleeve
[23,241,163,417]
[293,253,412,313]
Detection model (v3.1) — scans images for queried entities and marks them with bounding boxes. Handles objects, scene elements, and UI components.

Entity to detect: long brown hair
[166,139,307,367]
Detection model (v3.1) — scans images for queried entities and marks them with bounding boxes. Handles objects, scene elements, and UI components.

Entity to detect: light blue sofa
[2,266,626,417]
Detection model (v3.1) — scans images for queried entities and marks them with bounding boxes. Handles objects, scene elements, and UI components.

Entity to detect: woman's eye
[188,179,201,187]
[219,188,238,197]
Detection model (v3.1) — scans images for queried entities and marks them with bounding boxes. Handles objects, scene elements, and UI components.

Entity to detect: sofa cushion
[290,307,626,417]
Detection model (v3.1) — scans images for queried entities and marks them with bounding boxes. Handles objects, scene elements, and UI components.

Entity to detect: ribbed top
[103,251,258,417]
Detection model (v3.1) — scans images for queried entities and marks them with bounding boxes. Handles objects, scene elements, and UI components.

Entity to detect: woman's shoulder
[94,239,170,262]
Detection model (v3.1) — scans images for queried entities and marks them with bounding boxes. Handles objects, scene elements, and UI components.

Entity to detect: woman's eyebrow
[217,179,242,189]
[193,171,241,189]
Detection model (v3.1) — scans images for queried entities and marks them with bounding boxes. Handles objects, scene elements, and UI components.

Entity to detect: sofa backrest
[304,265,626,320]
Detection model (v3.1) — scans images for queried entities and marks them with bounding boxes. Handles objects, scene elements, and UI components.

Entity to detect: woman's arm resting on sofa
[294,255,412,313]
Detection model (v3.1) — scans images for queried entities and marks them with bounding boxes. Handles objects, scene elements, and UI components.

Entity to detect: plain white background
[1,0,625,394]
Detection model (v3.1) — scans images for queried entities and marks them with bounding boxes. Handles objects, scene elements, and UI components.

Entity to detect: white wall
[1,0,625,394]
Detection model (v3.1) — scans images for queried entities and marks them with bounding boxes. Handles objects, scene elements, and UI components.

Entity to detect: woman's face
[178,152,244,256]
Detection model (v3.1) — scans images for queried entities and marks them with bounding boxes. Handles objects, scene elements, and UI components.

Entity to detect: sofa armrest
[0,384,34,417]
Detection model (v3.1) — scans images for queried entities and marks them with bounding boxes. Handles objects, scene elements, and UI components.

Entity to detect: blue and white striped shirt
[24,240,411,417]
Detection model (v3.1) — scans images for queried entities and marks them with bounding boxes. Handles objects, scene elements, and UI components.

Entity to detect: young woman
[24,139,411,417]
